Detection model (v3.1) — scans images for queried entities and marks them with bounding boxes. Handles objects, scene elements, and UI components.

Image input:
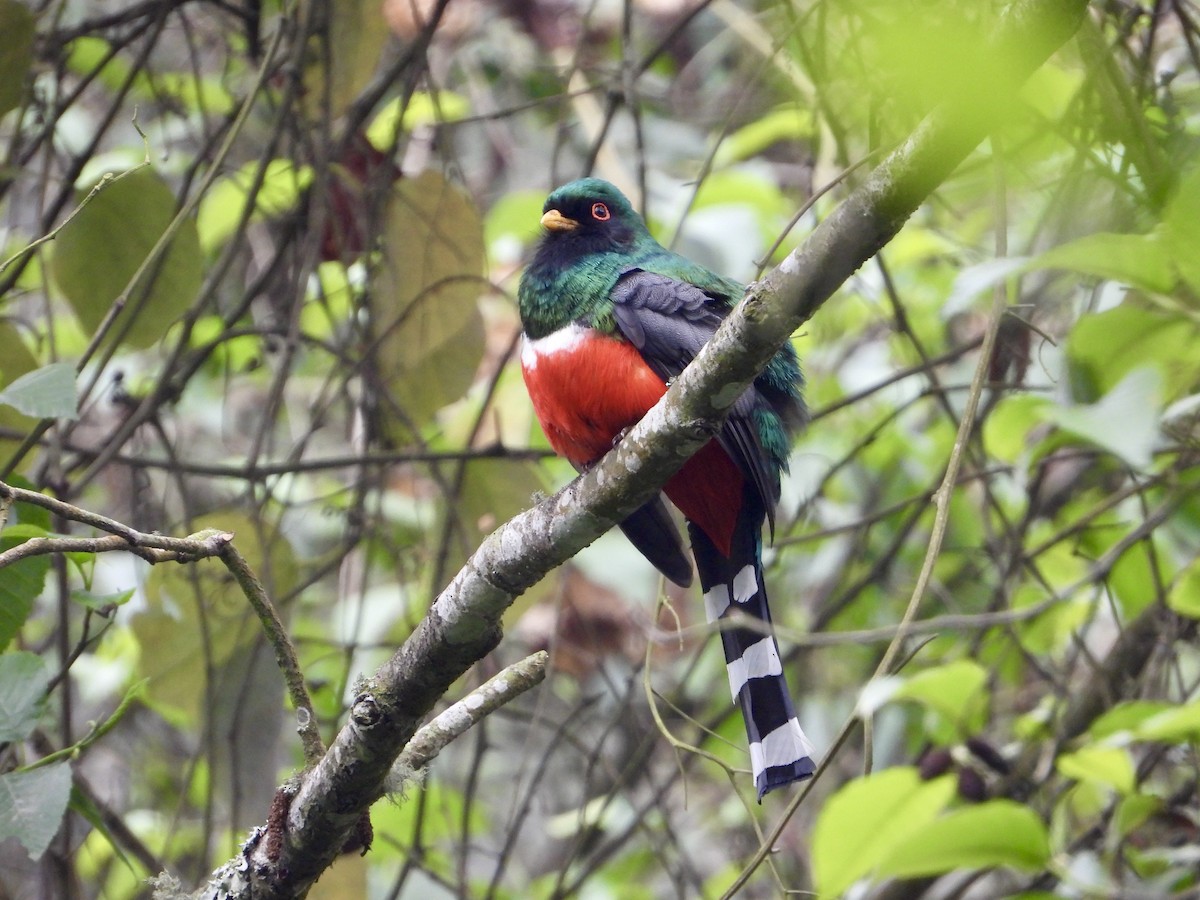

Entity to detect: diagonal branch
[199,1,1090,895]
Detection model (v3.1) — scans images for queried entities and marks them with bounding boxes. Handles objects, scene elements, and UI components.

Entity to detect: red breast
[522,325,744,556]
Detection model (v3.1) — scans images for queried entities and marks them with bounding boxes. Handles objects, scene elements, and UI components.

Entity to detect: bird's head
[536,178,649,256]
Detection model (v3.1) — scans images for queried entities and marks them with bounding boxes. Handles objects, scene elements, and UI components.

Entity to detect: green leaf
[5,475,52,531]
[714,105,816,167]
[811,768,956,897]
[69,786,137,875]
[65,37,131,92]
[1030,232,1174,295]
[196,160,314,253]
[0,523,56,541]
[877,801,1050,880]
[51,168,203,349]
[484,189,546,260]
[369,171,486,438]
[1012,580,1089,655]
[305,0,388,117]
[0,324,40,450]
[691,169,790,245]
[1056,746,1136,794]
[1167,556,1200,619]
[0,532,51,651]
[0,0,35,116]
[132,512,295,720]
[367,91,471,150]
[1019,61,1084,121]
[1114,793,1161,840]
[1129,700,1200,743]
[0,762,73,861]
[1087,701,1173,740]
[982,394,1052,464]
[0,651,49,741]
[0,363,78,419]
[1105,528,1170,618]
[70,587,135,612]
[300,262,357,340]
[1047,367,1161,470]
[891,660,989,736]
[1161,167,1200,298]
[1067,305,1200,403]
[151,71,235,117]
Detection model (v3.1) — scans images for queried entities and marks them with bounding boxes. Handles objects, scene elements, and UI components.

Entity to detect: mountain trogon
[517,178,816,799]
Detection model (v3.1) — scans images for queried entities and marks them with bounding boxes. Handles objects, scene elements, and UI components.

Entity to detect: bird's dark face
[537,178,645,256]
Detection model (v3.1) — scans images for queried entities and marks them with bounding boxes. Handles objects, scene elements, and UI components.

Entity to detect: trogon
[516,178,816,799]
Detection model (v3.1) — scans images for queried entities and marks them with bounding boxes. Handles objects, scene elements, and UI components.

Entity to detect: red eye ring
[591,202,610,221]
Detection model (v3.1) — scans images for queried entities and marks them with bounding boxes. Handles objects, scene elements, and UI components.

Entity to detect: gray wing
[609,269,782,514]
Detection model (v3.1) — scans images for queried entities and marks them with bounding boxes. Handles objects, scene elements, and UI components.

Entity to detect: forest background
[1,0,1199,897]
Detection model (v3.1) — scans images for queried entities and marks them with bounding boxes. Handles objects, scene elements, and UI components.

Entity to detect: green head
[519,179,658,337]
[534,178,653,256]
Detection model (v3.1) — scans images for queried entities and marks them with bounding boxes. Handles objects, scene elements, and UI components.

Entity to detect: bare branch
[392,651,549,777]
[0,477,323,766]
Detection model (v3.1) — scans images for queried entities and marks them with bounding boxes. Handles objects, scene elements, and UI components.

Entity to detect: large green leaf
[0,651,49,741]
[369,171,486,438]
[1047,367,1161,471]
[0,0,34,116]
[0,363,78,419]
[1030,232,1174,295]
[196,160,313,253]
[64,36,232,116]
[691,169,791,246]
[1085,698,1200,745]
[0,762,72,861]
[1087,700,1174,740]
[1129,699,1200,743]
[1162,166,1200,298]
[1057,746,1136,794]
[982,393,1051,465]
[891,660,989,737]
[131,512,295,720]
[367,91,471,150]
[0,322,41,456]
[483,189,545,261]
[1067,305,1200,403]
[0,530,51,651]
[811,768,956,897]
[876,801,1050,880]
[1168,555,1200,619]
[64,36,130,91]
[305,0,388,117]
[714,105,816,168]
[51,167,202,349]
[457,457,547,557]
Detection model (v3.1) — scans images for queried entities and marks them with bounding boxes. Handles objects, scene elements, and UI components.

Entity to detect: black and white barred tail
[688,519,816,800]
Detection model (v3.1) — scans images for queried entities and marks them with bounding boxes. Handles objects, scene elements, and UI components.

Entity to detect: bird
[516,177,816,799]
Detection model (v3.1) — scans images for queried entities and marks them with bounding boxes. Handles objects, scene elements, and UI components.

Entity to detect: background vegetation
[1,0,1198,897]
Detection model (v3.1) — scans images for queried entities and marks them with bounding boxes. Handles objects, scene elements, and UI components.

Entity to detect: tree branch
[0,478,323,768]
[196,1,1090,895]
[392,651,549,777]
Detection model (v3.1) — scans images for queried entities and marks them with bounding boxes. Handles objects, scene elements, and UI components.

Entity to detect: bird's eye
[591,202,610,221]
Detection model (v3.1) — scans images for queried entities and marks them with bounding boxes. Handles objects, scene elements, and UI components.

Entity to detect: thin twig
[392,651,549,776]
[218,543,326,766]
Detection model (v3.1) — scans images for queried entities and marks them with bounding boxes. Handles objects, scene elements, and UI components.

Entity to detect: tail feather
[690,516,816,800]
[618,496,695,588]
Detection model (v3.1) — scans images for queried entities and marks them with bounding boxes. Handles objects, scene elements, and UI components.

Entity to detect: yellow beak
[540,208,578,232]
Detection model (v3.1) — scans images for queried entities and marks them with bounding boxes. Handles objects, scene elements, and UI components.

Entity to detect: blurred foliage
[0,0,1199,898]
